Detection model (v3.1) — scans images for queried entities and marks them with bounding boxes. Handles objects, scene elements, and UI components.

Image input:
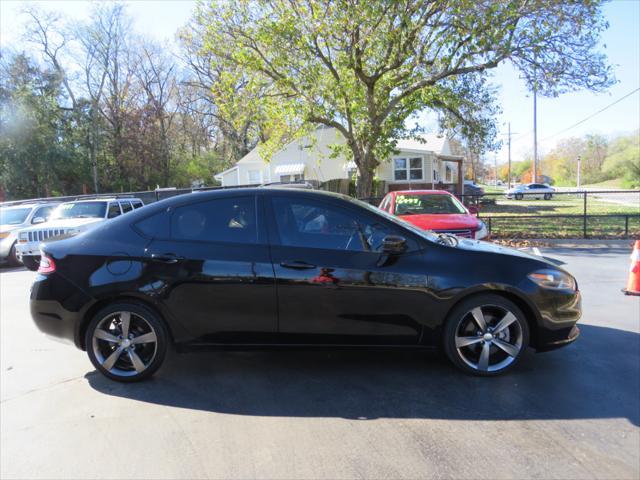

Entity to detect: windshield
[352,197,440,243]
[0,207,31,226]
[394,194,467,215]
[51,202,107,220]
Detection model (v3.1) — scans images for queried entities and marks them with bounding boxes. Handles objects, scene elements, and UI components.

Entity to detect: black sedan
[30,188,581,382]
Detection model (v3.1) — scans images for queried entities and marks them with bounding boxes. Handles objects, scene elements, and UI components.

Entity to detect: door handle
[280,260,316,270]
[150,253,183,264]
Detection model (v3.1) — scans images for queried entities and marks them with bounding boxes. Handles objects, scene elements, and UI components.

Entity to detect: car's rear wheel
[514,193,523,200]
[544,193,552,200]
[443,294,529,376]
[86,303,168,382]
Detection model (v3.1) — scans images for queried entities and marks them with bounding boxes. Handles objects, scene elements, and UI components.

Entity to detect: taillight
[37,254,56,274]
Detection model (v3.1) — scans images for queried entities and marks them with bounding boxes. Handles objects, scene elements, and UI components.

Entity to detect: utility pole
[533,88,538,183]
[577,155,582,189]
[494,153,498,186]
[507,122,512,189]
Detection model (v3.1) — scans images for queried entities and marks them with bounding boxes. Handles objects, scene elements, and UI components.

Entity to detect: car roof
[0,202,60,209]
[61,197,142,204]
[390,190,452,196]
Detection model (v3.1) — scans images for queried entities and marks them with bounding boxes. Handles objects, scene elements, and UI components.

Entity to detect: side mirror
[468,206,478,215]
[381,235,407,254]
[32,217,45,224]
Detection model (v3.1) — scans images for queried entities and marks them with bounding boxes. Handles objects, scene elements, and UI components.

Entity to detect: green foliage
[200,0,613,196]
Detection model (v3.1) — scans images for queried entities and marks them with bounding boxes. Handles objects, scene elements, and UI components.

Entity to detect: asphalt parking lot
[1,244,639,479]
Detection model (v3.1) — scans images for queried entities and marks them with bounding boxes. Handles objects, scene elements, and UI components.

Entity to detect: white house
[215,127,464,195]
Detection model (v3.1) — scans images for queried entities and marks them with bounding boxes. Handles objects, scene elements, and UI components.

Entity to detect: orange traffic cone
[623,240,640,296]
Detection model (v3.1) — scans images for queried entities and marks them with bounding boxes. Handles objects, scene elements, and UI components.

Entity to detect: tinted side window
[120,201,133,213]
[132,201,144,209]
[272,197,413,252]
[107,203,121,218]
[135,210,170,238]
[171,196,257,244]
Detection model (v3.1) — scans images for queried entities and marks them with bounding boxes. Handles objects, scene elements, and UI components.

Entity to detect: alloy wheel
[454,304,524,373]
[91,311,158,377]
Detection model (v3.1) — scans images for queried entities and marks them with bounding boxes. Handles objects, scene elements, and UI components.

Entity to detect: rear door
[144,193,277,343]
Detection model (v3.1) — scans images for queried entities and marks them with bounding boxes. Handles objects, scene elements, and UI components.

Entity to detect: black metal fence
[360,190,640,239]
[3,186,639,239]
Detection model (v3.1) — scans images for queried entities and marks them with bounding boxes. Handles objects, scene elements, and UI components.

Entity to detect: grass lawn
[477,194,639,217]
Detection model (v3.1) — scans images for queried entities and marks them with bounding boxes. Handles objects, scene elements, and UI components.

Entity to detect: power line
[540,87,640,142]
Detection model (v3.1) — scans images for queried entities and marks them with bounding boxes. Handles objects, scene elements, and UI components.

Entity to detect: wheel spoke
[493,312,517,334]
[456,336,483,348]
[493,338,520,358]
[128,350,146,373]
[102,346,124,371]
[131,331,157,345]
[470,307,487,332]
[94,329,119,343]
[478,342,491,371]
[120,312,131,338]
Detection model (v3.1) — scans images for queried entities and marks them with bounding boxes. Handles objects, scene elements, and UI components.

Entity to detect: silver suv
[16,197,144,270]
[0,203,59,266]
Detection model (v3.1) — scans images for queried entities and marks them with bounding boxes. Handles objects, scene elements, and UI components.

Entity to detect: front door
[266,194,430,345]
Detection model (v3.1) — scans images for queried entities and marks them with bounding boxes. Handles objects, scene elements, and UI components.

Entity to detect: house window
[445,165,452,183]
[433,169,439,182]
[393,157,422,181]
[248,170,261,184]
[280,174,304,183]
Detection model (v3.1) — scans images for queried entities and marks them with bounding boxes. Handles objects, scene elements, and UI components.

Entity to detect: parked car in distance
[17,197,144,270]
[379,190,488,240]
[463,180,485,197]
[505,183,555,200]
[0,202,59,266]
[30,188,580,382]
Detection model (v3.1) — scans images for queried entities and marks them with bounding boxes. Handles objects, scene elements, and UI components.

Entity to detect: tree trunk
[356,162,375,199]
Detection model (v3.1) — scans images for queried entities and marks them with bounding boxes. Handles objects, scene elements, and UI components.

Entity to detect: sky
[1,0,639,166]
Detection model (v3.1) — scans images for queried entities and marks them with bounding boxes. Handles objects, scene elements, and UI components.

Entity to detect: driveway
[1,246,639,479]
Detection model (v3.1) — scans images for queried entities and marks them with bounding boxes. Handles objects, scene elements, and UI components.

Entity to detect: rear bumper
[30,274,91,349]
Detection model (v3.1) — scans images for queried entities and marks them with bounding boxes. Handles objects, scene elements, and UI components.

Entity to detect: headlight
[475,221,488,240]
[0,232,10,239]
[528,269,576,291]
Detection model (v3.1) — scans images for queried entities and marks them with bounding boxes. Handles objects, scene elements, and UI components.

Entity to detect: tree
[200,0,613,197]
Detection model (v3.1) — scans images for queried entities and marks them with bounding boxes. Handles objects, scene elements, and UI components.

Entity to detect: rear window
[132,201,144,209]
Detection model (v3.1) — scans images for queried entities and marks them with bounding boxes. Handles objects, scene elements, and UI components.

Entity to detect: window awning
[274,163,305,175]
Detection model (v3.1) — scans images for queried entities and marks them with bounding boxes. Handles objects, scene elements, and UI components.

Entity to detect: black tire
[22,255,40,271]
[543,193,552,200]
[6,243,20,267]
[443,294,530,377]
[85,302,168,382]
[514,193,523,200]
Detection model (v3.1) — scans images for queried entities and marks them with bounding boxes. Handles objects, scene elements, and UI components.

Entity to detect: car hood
[1,224,23,233]
[19,217,103,232]
[399,213,479,231]
[454,238,552,263]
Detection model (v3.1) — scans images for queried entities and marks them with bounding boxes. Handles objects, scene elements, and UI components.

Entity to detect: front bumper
[16,240,42,259]
[534,289,582,352]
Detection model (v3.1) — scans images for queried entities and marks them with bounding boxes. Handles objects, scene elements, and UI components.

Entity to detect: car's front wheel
[86,303,168,382]
[514,193,523,200]
[544,193,552,200]
[443,294,530,376]
[7,243,20,267]
[21,255,40,271]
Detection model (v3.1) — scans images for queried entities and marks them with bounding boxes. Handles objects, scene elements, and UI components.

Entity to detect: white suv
[16,197,144,270]
[0,202,60,266]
